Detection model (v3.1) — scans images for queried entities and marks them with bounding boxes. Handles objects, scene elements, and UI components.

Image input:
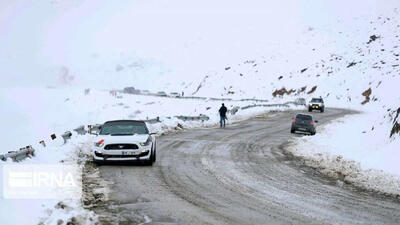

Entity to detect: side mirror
[150,132,157,135]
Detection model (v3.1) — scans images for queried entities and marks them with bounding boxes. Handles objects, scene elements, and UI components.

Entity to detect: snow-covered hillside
[181,9,400,110]
[0,88,304,225]
[0,87,300,152]
[0,0,397,89]
[174,6,400,192]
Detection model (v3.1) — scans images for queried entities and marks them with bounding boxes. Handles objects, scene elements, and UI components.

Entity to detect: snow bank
[0,86,307,153]
[0,135,98,225]
[287,113,400,196]
[0,86,301,224]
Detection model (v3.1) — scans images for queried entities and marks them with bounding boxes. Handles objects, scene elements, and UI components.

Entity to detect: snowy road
[93,108,400,225]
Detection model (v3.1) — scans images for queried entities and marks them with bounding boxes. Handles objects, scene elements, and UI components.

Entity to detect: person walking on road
[219,103,228,128]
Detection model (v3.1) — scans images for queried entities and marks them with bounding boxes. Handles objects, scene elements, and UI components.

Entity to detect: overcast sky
[0,0,398,88]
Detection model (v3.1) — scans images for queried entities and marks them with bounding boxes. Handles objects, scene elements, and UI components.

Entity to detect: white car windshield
[100,121,149,135]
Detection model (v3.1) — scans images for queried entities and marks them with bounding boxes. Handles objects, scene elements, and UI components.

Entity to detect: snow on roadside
[287,112,400,196]
[0,87,303,225]
[0,135,98,225]
[0,87,303,153]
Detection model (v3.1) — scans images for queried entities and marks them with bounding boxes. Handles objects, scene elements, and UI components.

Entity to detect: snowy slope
[176,6,400,193]
[0,135,97,225]
[0,87,301,152]
[0,0,397,89]
[0,87,303,225]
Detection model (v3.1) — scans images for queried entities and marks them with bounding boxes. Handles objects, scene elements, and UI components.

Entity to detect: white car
[93,120,156,165]
[170,92,181,98]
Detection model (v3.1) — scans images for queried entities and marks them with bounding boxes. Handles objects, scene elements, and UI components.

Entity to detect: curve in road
[92,108,400,225]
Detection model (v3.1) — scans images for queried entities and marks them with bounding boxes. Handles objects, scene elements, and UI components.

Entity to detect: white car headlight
[140,136,152,146]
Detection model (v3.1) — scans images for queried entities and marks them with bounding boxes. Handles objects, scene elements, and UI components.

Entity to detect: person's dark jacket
[219,106,227,117]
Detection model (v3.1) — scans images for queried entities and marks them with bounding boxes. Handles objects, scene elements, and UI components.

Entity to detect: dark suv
[291,114,318,135]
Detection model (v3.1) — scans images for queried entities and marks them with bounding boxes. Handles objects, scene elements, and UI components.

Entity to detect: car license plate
[122,151,136,155]
[298,128,306,131]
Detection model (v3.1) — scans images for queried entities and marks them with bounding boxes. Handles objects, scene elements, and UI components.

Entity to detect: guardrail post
[61,131,72,144]
[230,106,240,115]
[39,140,46,147]
[1,146,36,162]
[74,125,87,135]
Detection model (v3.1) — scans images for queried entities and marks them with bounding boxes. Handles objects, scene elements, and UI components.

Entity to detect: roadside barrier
[1,97,305,163]
[117,89,279,103]
[175,114,210,122]
[0,125,88,162]
[230,106,240,115]
[240,103,289,110]
[74,125,87,135]
[61,131,72,144]
[240,98,307,110]
[240,98,270,103]
[208,97,233,101]
[39,140,46,147]
[180,96,208,100]
[0,146,35,162]
[144,117,161,124]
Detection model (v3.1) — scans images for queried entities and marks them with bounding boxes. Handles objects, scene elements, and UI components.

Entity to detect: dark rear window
[296,114,313,121]
[311,98,323,103]
[100,121,149,135]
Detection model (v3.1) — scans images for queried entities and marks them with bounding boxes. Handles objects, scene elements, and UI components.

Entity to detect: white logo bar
[2,164,82,199]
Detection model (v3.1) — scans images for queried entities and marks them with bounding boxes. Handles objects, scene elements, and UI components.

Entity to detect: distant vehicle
[93,120,156,165]
[308,97,325,112]
[295,98,306,105]
[156,91,168,97]
[291,114,318,135]
[170,92,181,98]
[123,87,140,94]
[141,90,150,95]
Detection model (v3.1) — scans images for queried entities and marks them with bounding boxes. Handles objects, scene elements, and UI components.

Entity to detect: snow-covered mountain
[171,6,400,187]
[0,0,396,88]
[161,6,400,154]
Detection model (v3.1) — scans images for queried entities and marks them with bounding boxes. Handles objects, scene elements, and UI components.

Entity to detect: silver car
[308,97,325,113]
